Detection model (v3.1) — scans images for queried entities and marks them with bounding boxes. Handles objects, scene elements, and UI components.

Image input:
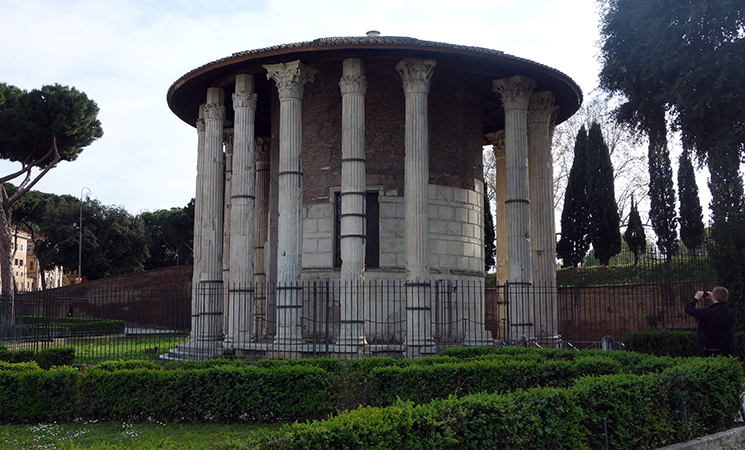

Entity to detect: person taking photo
[685,287,737,357]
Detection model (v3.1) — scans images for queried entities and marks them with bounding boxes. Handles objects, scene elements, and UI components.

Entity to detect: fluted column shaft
[397,58,436,353]
[190,109,206,338]
[486,131,508,341]
[528,92,558,340]
[222,128,234,332]
[253,137,270,339]
[493,75,536,341]
[264,60,315,346]
[398,58,435,283]
[196,87,226,344]
[493,76,535,284]
[486,131,508,285]
[527,92,556,288]
[226,74,258,347]
[338,59,368,347]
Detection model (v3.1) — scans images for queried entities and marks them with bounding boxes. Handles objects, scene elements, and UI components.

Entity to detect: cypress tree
[586,121,622,266]
[484,181,495,272]
[624,196,646,265]
[648,122,678,259]
[677,151,704,253]
[557,126,591,267]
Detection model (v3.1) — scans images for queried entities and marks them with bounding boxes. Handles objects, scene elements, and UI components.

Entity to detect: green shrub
[570,374,674,450]
[223,388,587,450]
[438,345,502,359]
[15,367,80,422]
[34,347,75,369]
[76,364,334,422]
[622,330,702,357]
[365,360,577,407]
[344,356,410,372]
[254,357,344,374]
[0,348,34,363]
[93,360,169,372]
[662,357,745,435]
[0,347,74,369]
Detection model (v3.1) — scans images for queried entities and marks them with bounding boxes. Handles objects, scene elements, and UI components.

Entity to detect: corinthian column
[253,136,270,340]
[222,128,234,331]
[264,60,316,346]
[397,58,436,354]
[486,131,508,285]
[191,107,205,329]
[528,91,558,342]
[226,74,258,348]
[486,130,508,341]
[192,87,226,357]
[493,75,535,342]
[338,58,368,349]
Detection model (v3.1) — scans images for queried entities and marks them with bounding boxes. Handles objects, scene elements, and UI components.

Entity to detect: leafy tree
[586,122,622,266]
[677,151,705,253]
[9,186,57,289]
[647,126,678,259]
[624,196,647,265]
[483,182,495,272]
[707,147,745,330]
[557,126,591,267]
[598,0,745,326]
[552,91,648,222]
[0,83,102,317]
[142,199,195,270]
[34,197,148,281]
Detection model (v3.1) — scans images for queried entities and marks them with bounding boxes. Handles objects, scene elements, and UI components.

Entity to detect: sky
[0,0,604,214]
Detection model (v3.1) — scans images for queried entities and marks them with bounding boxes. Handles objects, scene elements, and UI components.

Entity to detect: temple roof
[167,34,583,131]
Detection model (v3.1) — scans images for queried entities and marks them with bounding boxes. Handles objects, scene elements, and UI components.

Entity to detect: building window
[334,191,379,269]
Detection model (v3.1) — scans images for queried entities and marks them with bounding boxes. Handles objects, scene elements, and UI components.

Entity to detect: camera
[702,291,709,298]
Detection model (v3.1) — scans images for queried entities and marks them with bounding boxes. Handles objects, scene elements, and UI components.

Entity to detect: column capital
[232,91,257,110]
[255,136,270,162]
[527,91,556,125]
[396,58,437,95]
[196,117,205,133]
[223,128,234,152]
[339,75,367,96]
[264,60,317,99]
[203,103,226,121]
[492,75,536,111]
[485,130,506,158]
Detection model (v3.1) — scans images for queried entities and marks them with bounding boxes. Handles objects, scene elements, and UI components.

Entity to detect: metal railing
[0,278,705,362]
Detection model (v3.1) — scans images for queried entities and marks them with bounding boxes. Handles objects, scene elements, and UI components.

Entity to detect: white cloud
[0,0,602,212]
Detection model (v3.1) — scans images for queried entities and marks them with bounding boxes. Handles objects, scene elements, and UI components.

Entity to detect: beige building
[2,229,64,293]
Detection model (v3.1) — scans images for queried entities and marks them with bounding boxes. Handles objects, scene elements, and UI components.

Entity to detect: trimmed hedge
[222,389,585,450]
[220,356,744,450]
[9,316,125,337]
[0,347,75,369]
[0,347,742,450]
[623,330,745,360]
[0,362,334,423]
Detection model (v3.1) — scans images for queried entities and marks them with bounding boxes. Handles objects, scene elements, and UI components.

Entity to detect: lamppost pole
[78,187,91,284]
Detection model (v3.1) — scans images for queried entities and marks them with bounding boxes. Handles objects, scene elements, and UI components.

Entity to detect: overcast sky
[0,0,602,213]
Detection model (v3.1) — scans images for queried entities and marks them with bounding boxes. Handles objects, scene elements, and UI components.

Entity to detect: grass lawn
[0,421,275,449]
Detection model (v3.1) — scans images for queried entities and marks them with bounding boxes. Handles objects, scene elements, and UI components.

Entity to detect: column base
[160,339,225,362]
[463,330,494,347]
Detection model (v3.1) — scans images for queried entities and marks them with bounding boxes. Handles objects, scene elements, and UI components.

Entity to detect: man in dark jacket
[685,287,737,357]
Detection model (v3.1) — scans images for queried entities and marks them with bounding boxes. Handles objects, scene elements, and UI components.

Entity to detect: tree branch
[6,136,61,209]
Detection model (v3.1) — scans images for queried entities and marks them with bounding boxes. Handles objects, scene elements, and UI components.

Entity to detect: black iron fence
[0,277,707,362]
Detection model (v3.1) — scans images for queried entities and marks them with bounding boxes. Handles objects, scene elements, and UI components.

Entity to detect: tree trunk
[0,206,15,324]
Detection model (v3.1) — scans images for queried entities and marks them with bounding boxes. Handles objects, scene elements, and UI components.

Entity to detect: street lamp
[78,187,91,284]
